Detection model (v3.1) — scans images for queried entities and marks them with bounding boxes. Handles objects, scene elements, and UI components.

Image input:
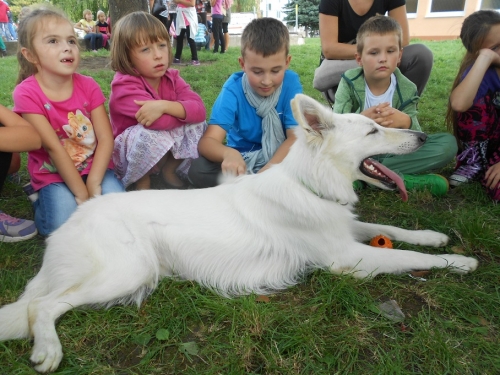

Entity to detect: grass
[0,38,499,374]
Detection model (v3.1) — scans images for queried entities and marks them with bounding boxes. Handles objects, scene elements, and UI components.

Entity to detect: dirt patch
[78,56,111,71]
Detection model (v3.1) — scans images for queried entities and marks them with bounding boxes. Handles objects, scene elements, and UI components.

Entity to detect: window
[480,0,500,10]
[428,0,466,17]
[406,0,418,18]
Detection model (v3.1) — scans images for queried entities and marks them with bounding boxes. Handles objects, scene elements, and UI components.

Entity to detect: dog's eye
[368,128,378,135]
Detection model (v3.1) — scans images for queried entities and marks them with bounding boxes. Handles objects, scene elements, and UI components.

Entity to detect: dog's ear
[291,94,332,137]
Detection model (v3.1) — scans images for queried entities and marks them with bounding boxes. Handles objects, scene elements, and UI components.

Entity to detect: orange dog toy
[370,235,393,249]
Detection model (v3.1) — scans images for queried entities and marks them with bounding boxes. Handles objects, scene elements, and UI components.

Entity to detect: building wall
[408,0,498,40]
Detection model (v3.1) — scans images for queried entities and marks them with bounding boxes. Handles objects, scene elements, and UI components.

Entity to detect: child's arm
[85,104,114,198]
[333,77,356,114]
[75,20,92,34]
[450,49,500,112]
[259,129,297,173]
[113,73,205,131]
[22,113,89,204]
[134,99,187,126]
[0,105,41,152]
[198,125,247,176]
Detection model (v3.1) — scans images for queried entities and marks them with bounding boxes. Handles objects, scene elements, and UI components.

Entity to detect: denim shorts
[34,169,125,236]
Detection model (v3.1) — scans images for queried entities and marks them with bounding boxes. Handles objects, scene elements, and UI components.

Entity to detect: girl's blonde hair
[97,10,106,20]
[16,5,77,84]
[83,9,92,18]
[445,10,500,145]
[110,11,172,76]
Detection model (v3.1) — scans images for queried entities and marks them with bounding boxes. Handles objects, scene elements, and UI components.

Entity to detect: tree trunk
[109,0,148,27]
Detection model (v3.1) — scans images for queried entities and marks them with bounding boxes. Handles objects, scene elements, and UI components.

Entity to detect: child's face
[482,24,500,57]
[130,39,170,88]
[238,48,291,97]
[24,19,80,79]
[355,33,402,83]
[98,13,105,22]
[85,12,93,21]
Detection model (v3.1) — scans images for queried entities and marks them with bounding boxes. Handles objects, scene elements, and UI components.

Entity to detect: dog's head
[290,94,427,202]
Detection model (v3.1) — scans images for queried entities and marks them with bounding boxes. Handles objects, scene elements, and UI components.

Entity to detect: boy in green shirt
[334,15,456,196]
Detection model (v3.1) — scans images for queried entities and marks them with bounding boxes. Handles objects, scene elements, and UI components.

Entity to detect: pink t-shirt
[109,69,206,138]
[13,74,109,190]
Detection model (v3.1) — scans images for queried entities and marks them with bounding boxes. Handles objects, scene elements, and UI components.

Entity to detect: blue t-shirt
[463,66,500,104]
[209,70,303,152]
[194,23,207,43]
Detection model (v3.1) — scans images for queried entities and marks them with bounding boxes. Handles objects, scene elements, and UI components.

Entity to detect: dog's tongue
[370,159,408,202]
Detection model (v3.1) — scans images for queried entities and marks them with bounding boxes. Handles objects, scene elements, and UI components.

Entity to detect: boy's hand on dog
[222,148,247,176]
[362,103,411,129]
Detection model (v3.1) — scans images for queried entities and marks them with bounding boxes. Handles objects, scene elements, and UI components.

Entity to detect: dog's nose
[418,132,427,144]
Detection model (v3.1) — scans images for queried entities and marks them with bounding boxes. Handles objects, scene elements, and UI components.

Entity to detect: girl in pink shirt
[109,12,206,190]
[13,6,124,236]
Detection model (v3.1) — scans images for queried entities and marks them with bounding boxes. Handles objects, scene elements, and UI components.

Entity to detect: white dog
[0,94,477,373]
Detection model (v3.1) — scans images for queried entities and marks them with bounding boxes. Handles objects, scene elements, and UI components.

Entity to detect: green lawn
[0,38,499,375]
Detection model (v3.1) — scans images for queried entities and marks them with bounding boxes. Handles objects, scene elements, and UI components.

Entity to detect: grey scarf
[241,73,284,173]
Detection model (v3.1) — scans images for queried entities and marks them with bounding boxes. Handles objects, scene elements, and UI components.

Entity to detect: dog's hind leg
[328,244,478,278]
[352,221,449,247]
[28,268,156,373]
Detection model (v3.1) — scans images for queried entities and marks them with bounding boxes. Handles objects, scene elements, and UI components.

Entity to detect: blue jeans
[84,32,103,50]
[7,22,17,40]
[34,169,125,236]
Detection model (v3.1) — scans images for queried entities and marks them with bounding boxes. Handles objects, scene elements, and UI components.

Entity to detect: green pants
[0,37,5,52]
[374,132,457,175]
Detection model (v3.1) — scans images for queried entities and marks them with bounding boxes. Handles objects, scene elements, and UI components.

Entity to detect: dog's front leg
[328,244,478,278]
[352,221,449,247]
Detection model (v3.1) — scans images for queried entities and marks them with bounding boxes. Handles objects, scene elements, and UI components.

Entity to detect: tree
[233,0,255,13]
[109,0,148,25]
[283,0,320,37]
[7,0,39,21]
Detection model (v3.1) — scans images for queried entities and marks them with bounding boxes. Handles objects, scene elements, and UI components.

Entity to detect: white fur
[0,94,477,373]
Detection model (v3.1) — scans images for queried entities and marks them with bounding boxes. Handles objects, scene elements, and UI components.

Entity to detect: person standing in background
[221,0,232,52]
[0,0,10,41]
[210,0,224,53]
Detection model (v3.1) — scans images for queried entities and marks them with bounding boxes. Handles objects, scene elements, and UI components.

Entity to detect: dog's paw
[30,338,63,373]
[439,254,478,274]
[416,230,449,247]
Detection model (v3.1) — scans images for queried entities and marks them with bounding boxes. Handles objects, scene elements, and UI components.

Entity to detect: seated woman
[74,9,103,52]
[314,0,433,104]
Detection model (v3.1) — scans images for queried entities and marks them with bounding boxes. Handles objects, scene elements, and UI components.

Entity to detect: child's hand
[86,182,102,198]
[381,108,411,129]
[361,103,394,127]
[485,161,500,190]
[478,48,500,67]
[134,100,165,127]
[222,149,247,176]
[362,104,411,129]
[75,192,89,206]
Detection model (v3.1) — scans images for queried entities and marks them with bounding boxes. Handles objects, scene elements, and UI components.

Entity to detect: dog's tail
[0,273,49,341]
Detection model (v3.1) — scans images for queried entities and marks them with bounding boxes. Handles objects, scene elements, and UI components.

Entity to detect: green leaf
[155,328,170,341]
[132,333,152,346]
[178,341,199,356]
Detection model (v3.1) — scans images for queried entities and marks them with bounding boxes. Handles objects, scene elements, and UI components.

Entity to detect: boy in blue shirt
[188,17,303,188]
